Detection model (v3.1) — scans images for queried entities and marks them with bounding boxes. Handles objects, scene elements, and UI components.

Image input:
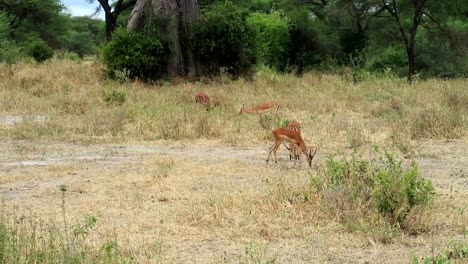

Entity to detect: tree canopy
[0,0,466,80]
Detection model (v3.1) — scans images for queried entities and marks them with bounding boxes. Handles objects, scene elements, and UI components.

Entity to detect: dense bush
[285,9,342,73]
[247,11,291,70]
[189,1,256,77]
[25,38,54,63]
[101,28,171,80]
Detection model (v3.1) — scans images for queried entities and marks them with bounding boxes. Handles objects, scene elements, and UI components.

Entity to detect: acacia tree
[378,0,468,81]
[87,0,136,40]
[127,0,200,76]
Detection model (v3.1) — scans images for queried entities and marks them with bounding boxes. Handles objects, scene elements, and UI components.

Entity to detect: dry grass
[0,59,467,263]
[0,59,466,146]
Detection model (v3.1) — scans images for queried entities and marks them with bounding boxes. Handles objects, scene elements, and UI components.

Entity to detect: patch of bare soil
[0,139,466,263]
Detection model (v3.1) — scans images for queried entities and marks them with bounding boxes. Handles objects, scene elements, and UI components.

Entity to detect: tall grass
[0,59,466,147]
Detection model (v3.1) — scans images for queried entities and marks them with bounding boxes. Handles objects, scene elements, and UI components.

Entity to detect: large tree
[377,0,468,81]
[0,0,64,38]
[88,0,136,40]
[127,0,200,76]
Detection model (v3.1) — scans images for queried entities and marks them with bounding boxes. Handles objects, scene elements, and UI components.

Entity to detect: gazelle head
[305,146,317,168]
[239,103,245,115]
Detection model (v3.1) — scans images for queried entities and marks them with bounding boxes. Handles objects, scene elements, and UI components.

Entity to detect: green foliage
[53,50,81,61]
[413,238,468,264]
[317,149,434,227]
[58,16,105,57]
[415,24,468,78]
[104,89,127,106]
[367,46,407,77]
[189,1,257,77]
[372,151,434,224]
[0,212,136,263]
[247,11,291,70]
[101,28,171,80]
[285,8,342,73]
[25,38,54,62]
[0,12,21,63]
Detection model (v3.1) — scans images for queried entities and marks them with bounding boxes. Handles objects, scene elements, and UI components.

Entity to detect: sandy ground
[0,139,466,263]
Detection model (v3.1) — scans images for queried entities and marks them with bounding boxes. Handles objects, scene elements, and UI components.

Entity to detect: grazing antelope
[286,120,302,161]
[195,92,210,111]
[266,128,317,168]
[239,102,281,116]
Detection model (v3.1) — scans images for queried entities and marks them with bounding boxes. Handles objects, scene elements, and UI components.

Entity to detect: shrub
[372,151,434,224]
[316,149,434,228]
[101,28,171,80]
[412,239,468,264]
[367,46,407,77]
[247,11,291,70]
[25,38,54,63]
[104,89,126,105]
[189,1,256,77]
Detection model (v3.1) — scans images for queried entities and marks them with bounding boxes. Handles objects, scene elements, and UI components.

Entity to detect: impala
[195,92,210,110]
[266,127,317,168]
[286,120,301,160]
[239,102,281,117]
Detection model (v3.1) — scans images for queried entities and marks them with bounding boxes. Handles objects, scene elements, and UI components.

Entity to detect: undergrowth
[309,148,435,241]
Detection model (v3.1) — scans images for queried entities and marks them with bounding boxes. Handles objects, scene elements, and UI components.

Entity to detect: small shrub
[412,239,468,264]
[101,28,171,80]
[104,90,127,105]
[316,149,434,229]
[25,39,54,63]
[54,50,81,61]
[372,151,434,224]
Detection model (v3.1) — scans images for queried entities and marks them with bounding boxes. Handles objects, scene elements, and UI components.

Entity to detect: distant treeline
[1,0,467,80]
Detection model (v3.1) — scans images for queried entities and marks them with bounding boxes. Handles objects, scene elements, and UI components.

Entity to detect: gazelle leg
[273,141,281,163]
[266,142,277,163]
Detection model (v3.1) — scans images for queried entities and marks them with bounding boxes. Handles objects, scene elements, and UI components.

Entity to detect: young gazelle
[240,102,281,129]
[239,102,281,117]
[266,128,317,168]
[195,92,210,111]
[286,120,302,161]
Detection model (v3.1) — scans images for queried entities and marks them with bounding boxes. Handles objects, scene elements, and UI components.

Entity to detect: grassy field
[0,59,467,263]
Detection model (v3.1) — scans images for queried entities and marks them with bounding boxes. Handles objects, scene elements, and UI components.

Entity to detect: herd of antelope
[195,92,317,168]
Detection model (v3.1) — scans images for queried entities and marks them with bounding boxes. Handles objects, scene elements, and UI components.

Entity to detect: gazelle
[286,120,302,161]
[240,102,281,129]
[266,128,317,168]
[195,92,210,111]
[239,102,281,117]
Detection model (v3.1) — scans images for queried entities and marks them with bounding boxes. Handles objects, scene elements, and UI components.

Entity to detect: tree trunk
[127,0,147,31]
[406,46,415,82]
[127,0,200,77]
[105,13,117,41]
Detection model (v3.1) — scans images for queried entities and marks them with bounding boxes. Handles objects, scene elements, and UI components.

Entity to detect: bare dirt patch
[0,139,467,263]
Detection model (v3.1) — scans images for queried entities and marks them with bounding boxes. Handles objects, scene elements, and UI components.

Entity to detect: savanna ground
[0,60,466,263]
